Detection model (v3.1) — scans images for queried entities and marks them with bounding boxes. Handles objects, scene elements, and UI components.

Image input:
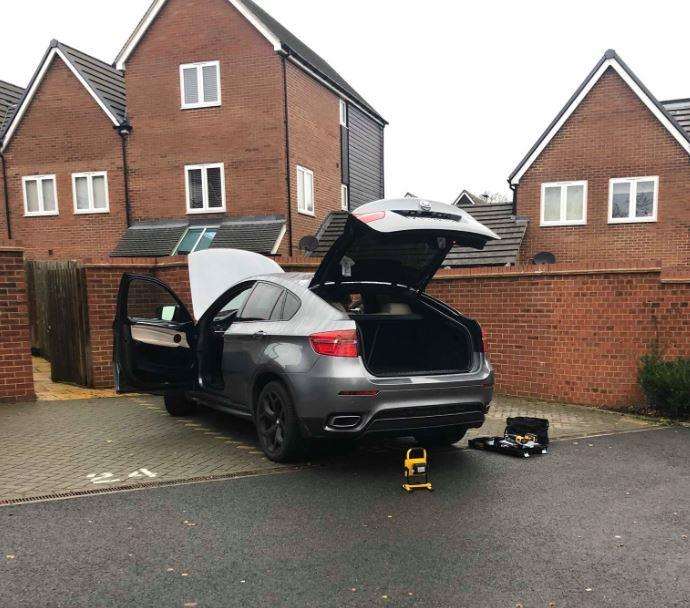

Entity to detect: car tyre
[164,391,196,417]
[255,381,303,463]
[414,427,467,447]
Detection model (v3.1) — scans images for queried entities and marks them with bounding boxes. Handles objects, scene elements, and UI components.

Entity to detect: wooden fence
[25,261,91,386]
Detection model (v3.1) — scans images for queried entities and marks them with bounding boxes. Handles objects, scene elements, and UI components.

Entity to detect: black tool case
[505,417,550,446]
[468,436,547,458]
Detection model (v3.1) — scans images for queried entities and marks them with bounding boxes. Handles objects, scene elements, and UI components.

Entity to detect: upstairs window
[609,177,658,223]
[339,99,348,127]
[72,172,109,214]
[180,61,221,109]
[296,166,315,216]
[540,181,587,226]
[174,227,218,255]
[185,163,226,213]
[23,175,58,217]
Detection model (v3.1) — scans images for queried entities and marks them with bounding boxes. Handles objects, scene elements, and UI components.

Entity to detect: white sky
[2,1,690,203]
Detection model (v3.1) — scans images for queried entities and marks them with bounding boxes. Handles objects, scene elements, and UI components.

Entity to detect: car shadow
[190,402,474,478]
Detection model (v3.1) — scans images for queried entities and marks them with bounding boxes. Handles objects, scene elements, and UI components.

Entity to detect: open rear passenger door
[114,274,197,394]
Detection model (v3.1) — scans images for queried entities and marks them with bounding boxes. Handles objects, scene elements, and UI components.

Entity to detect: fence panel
[25,261,90,386]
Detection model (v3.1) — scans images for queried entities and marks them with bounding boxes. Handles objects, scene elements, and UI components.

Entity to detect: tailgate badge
[419,200,432,212]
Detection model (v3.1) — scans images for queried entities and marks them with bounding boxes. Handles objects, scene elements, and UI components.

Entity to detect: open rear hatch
[309,198,499,292]
[310,198,498,377]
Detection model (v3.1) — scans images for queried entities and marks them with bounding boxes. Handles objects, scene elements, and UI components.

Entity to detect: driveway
[0,426,687,607]
[0,394,657,504]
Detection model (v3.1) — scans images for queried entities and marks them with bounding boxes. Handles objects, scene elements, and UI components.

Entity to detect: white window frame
[540,180,588,226]
[173,226,219,255]
[185,163,227,214]
[339,99,348,127]
[180,61,221,110]
[608,176,659,224]
[22,174,59,217]
[296,165,315,216]
[340,184,349,211]
[71,171,110,214]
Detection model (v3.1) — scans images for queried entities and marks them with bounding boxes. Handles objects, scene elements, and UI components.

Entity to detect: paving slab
[0,396,283,503]
[0,394,659,504]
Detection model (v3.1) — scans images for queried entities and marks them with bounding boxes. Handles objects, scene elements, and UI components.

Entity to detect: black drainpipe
[509,181,518,216]
[1,150,11,240]
[280,51,294,256]
[115,119,133,228]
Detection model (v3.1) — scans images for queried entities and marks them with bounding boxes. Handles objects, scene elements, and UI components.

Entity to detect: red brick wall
[2,58,127,260]
[285,61,342,253]
[0,247,35,403]
[428,263,690,408]
[81,257,690,410]
[517,68,690,268]
[124,0,288,225]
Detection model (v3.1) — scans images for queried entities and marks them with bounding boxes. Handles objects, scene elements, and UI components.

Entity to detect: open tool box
[469,417,549,458]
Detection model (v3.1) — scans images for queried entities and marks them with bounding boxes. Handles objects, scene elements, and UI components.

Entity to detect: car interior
[323,287,474,377]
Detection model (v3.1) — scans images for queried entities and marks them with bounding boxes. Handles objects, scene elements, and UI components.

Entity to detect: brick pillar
[0,247,35,403]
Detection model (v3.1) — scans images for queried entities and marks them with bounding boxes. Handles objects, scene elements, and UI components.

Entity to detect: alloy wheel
[258,389,286,454]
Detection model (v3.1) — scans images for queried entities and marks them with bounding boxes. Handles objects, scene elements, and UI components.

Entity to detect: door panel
[222,282,284,407]
[131,324,190,348]
[114,274,197,394]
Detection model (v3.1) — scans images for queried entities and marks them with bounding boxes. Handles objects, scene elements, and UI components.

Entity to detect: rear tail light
[354,210,386,224]
[309,330,359,358]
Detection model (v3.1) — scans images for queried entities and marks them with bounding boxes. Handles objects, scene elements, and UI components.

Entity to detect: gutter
[1,150,11,239]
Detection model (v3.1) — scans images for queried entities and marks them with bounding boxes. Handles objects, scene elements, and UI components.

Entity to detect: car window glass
[214,286,253,322]
[270,291,287,321]
[238,283,284,321]
[127,279,187,322]
[282,292,301,320]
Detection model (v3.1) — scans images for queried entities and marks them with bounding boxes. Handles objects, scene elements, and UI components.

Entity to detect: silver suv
[114,198,498,461]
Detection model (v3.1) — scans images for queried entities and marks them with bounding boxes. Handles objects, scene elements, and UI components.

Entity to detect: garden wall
[81,256,689,409]
[0,247,35,403]
[428,262,690,408]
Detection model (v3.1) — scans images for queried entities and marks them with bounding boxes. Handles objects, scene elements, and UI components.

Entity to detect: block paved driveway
[0,394,658,504]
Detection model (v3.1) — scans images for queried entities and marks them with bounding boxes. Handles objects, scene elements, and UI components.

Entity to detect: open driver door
[113,274,197,394]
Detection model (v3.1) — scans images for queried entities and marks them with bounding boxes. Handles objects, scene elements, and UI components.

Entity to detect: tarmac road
[1,426,688,608]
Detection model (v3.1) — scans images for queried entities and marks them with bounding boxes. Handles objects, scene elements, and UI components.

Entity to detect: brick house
[0,0,386,260]
[509,50,690,268]
[0,42,129,259]
[0,79,25,238]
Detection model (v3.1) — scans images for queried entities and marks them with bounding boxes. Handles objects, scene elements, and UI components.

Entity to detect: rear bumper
[285,355,494,439]
[300,402,487,439]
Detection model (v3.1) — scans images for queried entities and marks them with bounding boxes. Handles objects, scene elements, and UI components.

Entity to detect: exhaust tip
[329,415,362,429]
